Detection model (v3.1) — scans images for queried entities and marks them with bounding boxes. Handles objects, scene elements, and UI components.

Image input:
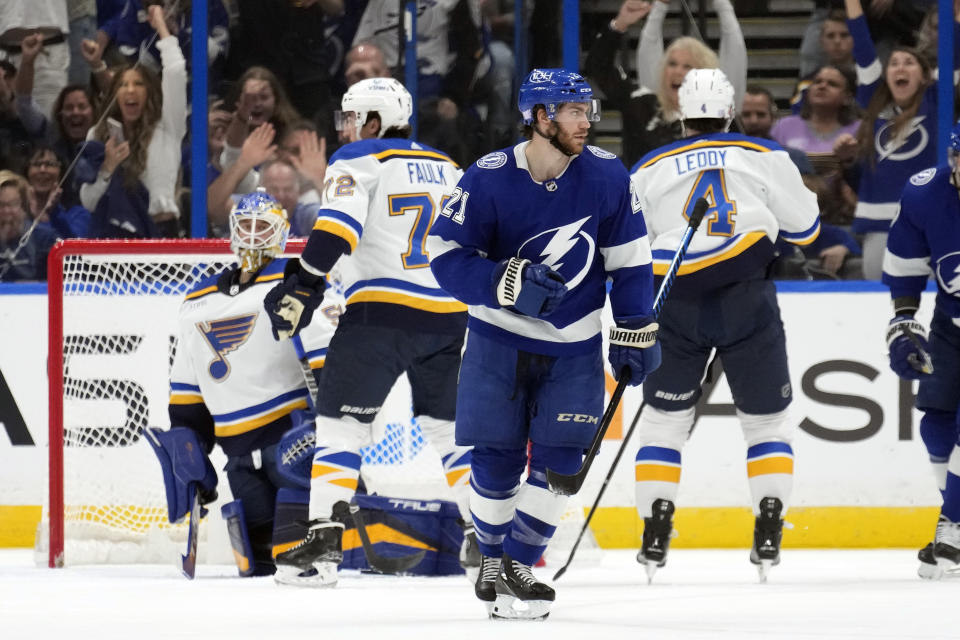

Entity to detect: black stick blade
[688,197,708,230]
[546,467,583,496]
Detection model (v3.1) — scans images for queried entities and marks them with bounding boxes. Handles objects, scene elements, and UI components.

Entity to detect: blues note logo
[198,314,258,381]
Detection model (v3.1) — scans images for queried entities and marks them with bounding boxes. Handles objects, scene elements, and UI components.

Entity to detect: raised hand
[103,135,131,173]
[238,121,277,168]
[80,38,102,65]
[612,1,652,32]
[19,33,43,62]
[289,129,327,188]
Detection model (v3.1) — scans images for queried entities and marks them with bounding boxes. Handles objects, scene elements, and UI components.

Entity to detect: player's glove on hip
[886,315,931,380]
[493,257,567,317]
[608,317,661,386]
[263,263,326,340]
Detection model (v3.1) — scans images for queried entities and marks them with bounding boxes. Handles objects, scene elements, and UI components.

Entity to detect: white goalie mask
[334,77,413,139]
[229,189,290,273]
[678,68,736,132]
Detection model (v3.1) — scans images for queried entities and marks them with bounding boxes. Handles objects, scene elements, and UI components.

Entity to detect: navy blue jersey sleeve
[598,174,655,321]
[882,177,931,300]
[428,169,501,307]
[848,15,880,109]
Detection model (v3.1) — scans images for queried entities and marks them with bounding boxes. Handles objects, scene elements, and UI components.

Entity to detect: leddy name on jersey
[406,161,450,186]
[675,149,728,175]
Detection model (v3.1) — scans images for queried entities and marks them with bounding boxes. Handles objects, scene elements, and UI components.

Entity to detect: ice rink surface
[2,548,957,639]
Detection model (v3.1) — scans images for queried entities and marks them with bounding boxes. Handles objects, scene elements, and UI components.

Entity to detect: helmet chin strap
[533,120,576,157]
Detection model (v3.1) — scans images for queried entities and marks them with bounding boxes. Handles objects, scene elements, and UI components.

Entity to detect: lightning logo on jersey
[198,314,258,381]
[937,252,960,295]
[519,216,596,289]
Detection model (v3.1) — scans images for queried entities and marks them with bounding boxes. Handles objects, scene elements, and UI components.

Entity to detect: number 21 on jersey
[684,169,736,236]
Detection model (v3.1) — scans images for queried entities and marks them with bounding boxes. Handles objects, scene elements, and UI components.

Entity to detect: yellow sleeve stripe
[635,463,682,483]
[747,457,794,477]
[372,148,458,167]
[169,392,204,405]
[347,290,467,313]
[185,285,218,301]
[640,139,773,168]
[214,399,308,437]
[313,219,359,251]
[652,232,767,276]
[786,224,821,247]
[255,272,284,284]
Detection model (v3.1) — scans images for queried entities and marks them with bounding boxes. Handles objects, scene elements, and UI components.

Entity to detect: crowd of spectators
[0,0,957,282]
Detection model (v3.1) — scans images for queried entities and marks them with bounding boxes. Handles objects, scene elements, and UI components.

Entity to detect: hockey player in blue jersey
[261,77,477,587]
[148,190,339,576]
[882,120,960,580]
[427,68,660,620]
[629,69,821,583]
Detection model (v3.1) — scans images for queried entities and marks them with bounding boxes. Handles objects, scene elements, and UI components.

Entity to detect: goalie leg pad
[145,427,218,523]
[276,422,316,489]
[221,500,256,577]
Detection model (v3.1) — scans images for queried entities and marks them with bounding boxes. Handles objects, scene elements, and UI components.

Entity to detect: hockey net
[40,239,599,569]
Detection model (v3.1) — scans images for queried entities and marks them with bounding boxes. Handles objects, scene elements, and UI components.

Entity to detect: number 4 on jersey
[684,169,736,236]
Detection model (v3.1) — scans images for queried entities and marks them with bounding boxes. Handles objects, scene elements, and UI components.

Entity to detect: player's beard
[542,122,585,156]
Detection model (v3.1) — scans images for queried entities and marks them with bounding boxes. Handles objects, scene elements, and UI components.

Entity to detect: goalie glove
[608,317,662,387]
[493,257,567,317]
[263,262,326,340]
[886,315,933,379]
[145,427,218,524]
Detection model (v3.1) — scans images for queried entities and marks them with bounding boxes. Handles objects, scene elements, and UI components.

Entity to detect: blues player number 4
[389,193,451,269]
[685,169,737,236]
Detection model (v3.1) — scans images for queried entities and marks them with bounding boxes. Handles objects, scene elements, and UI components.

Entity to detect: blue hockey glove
[145,427,218,524]
[608,317,662,386]
[493,257,567,317]
[886,315,933,380]
[263,268,326,340]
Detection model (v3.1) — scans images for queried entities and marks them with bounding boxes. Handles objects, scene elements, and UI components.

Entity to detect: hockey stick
[181,485,201,579]
[545,197,708,496]
[349,504,426,574]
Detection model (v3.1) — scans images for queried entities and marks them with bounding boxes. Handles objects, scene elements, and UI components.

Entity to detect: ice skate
[490,553,555,621]
[917,542,942,580]
[460,521,481,583]
[474,554,500,615]
[750,497,784,583]
[274,518,344,587]
[637,498,675,583]
[933,516,960,572]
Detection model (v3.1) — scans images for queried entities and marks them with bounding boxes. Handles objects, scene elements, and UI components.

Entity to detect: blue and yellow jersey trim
[638,139,774,169]
[169,382,203,405]
[303,347,327,370]
[185,283,218,301]
[211,388,310,438]
[344,278,467,314]
[372,148,458,167]
[313,209,363,252]
[779,219,821,246]
[652,231,768,276]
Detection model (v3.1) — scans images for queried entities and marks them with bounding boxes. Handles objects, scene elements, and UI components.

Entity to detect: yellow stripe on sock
[747,457,794,477]
[635,464,681,483]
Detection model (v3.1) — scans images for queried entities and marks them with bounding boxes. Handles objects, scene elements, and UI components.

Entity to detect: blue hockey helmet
[229,188,290,272]
[517,68,600,125]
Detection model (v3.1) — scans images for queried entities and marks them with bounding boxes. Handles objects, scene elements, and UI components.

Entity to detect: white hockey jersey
[301,138,467,334]
[168,258,341,456]
[630,133,820,294]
